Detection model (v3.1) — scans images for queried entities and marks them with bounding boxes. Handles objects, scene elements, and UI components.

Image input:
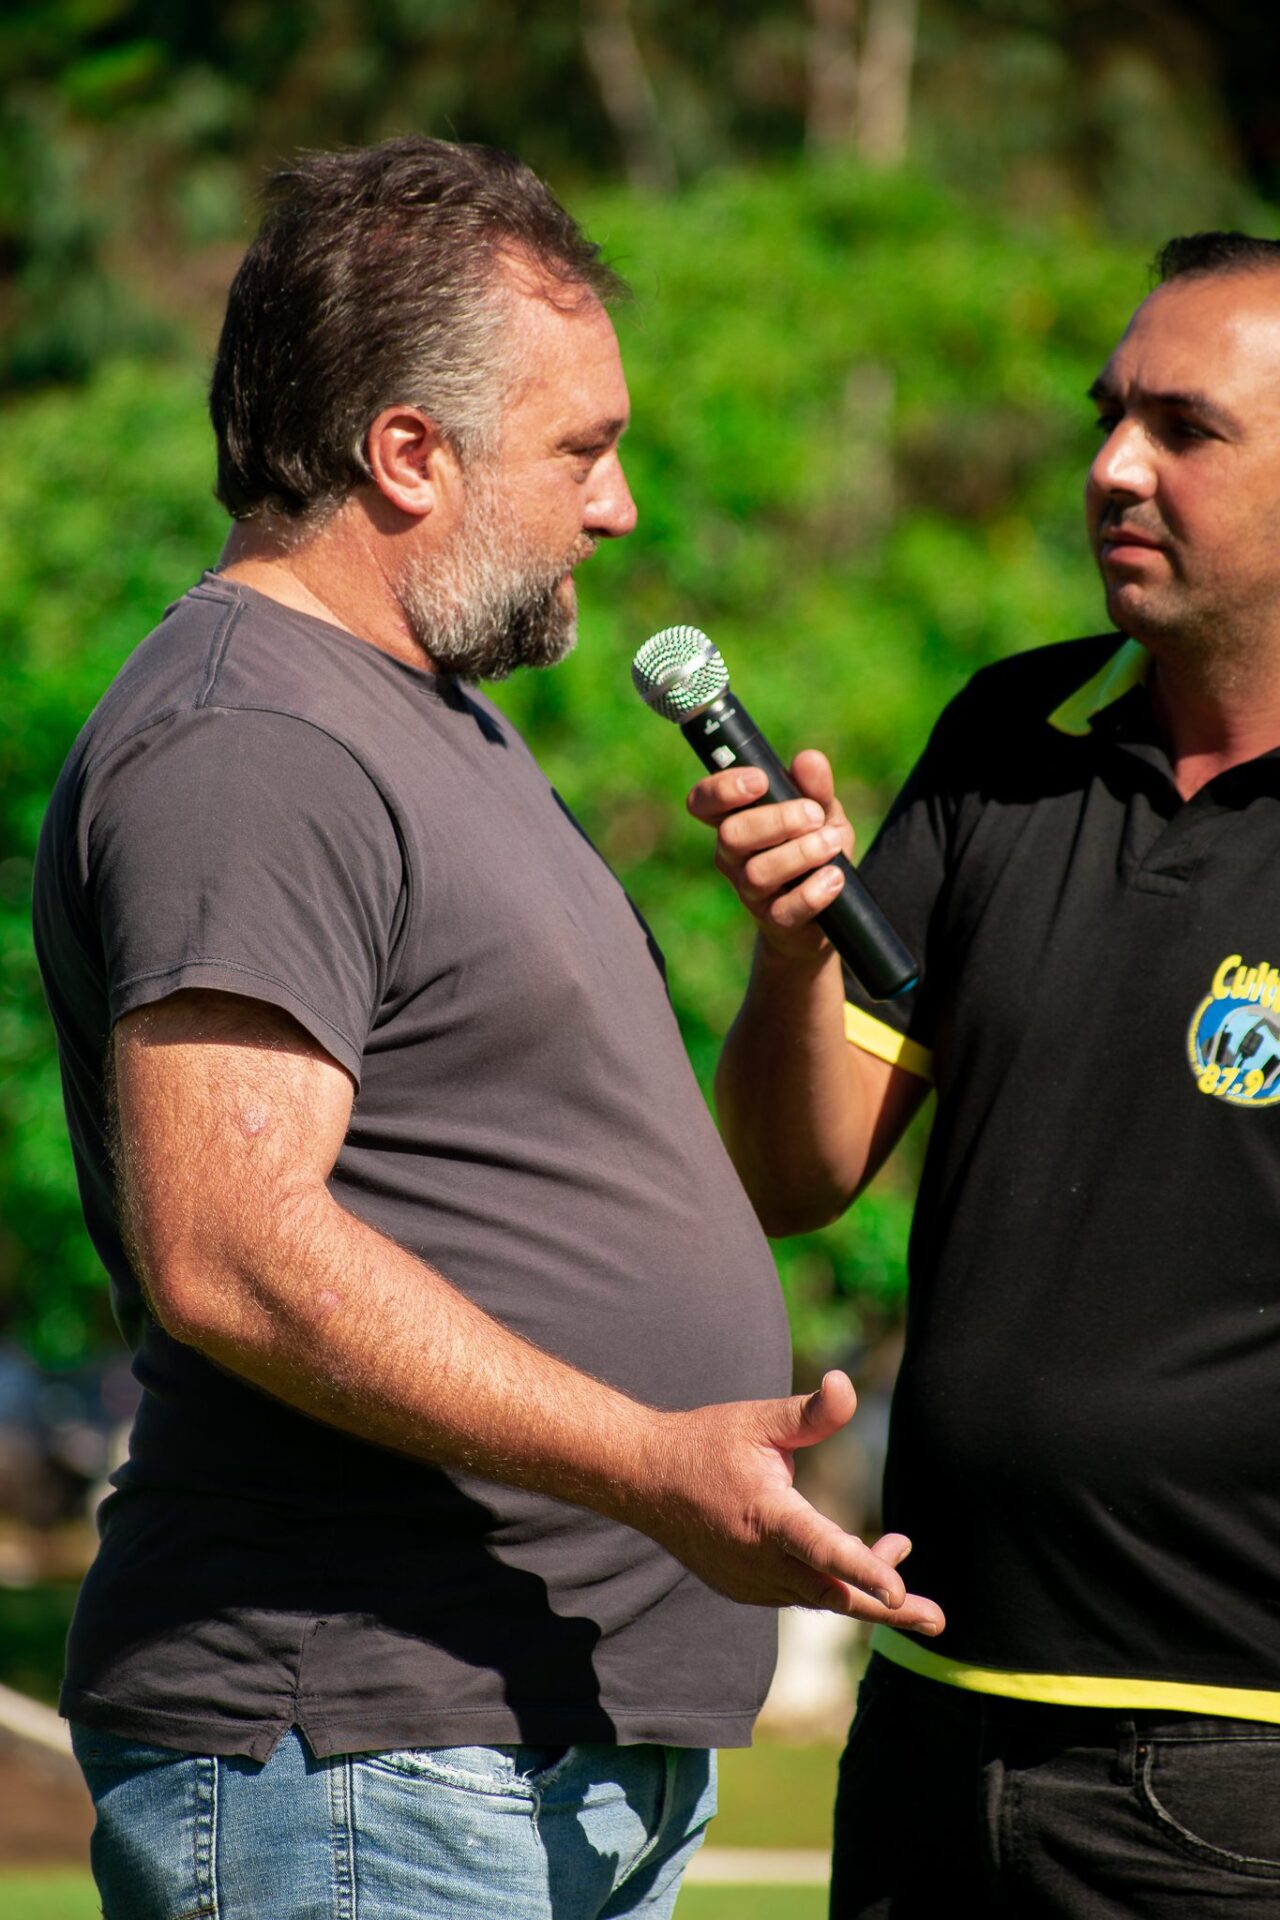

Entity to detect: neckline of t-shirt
[191,569,467,705]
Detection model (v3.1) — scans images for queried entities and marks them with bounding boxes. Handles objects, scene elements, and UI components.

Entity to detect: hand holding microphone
[632,626,917,1002]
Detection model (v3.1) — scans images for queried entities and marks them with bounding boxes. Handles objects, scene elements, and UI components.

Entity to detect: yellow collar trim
[1047,639,1150,736]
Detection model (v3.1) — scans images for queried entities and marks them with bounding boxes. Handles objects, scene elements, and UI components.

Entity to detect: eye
[1164,417,1210,444]
[565,445,602,476]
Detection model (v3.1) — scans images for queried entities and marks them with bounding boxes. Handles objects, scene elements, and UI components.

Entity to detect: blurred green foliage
[0,1581,79,1704]
[0,158,1155,1363]
[0,363,226,1361]
[0,1,1272,386]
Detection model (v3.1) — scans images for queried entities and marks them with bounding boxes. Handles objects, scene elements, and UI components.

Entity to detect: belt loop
[1114,1716,1138,1786]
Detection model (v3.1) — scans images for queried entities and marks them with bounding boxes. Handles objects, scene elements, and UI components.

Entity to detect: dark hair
[1154,231,1280,285]
[210,136,626,523]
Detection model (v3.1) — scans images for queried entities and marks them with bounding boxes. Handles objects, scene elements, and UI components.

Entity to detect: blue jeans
[71,1724,717,1919]
[832,1654,1280,1917]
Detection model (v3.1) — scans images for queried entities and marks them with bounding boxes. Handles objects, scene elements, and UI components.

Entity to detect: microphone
[631,625,918,1002]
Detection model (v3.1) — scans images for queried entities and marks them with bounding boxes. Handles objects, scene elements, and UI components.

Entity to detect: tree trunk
[806,0,860,155]
[581,0,677,194]
[855,0,918,168]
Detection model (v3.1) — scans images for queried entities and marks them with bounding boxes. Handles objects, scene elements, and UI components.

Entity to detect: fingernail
[802,801,824,825]
[820,826,843,849]
[874,1587,896,1607]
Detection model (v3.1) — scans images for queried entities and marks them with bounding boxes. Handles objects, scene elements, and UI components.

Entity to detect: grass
[0,1872,829,1919]
[712,1740,839,1850]
[681,1889,827,1917]
[0,1871,100,1918]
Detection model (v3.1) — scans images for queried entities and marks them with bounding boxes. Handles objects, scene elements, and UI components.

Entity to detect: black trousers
[831,1655,1280,1918]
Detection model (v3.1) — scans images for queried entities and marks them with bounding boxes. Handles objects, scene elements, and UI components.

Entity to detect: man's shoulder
[68,577,222,744]
[82,573,367,741]
[899,634,1131,799]
[959,633,1129,723]
[40,578,408,890]
[60,574,303,771]
[59,573,461,795]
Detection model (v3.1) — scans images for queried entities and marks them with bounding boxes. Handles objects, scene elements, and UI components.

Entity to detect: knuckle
[768,887,817,930]
[720,812,761,852]
[740,853,776,893]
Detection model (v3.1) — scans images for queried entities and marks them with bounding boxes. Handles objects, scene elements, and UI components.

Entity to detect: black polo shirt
[844,633,1280,1720]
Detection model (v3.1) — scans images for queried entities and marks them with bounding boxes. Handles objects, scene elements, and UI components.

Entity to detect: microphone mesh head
[632,625,730,722]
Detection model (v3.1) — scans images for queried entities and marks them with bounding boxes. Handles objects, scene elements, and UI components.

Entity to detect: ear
[364,406,463,520]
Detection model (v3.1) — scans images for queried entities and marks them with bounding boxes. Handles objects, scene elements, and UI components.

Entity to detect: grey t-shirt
[34,575,792,1760]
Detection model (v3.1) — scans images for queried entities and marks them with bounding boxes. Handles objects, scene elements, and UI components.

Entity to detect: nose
[1088,417,1157,504]
[586,449,638,539]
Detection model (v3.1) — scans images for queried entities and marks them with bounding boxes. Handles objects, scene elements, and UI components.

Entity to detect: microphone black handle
[680,691,919,1002]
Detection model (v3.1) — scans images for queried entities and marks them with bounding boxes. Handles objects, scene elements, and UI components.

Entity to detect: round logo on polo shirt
[1187,954,1280,1106]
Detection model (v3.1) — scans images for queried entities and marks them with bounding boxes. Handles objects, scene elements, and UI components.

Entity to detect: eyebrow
[556,417,629,451]
[1087,377,1242,435]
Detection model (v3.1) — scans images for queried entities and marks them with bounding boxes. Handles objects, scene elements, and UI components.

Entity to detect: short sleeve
[842,691,970,1083]
[84,707,403,1082]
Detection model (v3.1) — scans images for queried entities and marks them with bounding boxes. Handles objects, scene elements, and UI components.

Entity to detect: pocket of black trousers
[1137,1731,1280,1873]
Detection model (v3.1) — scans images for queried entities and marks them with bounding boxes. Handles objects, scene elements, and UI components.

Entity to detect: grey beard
[398,482,581,682]
[427,579,577,682]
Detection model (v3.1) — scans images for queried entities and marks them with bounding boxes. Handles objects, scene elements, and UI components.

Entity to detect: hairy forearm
[108,992,945,1626]
[135,1173,672,1526]
[131,1171,947,1625]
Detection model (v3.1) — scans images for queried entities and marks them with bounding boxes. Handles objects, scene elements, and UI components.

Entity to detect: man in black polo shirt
[691,232,1280,1913]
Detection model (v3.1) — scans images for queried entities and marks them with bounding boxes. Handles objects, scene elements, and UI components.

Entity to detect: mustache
[1095,506,1167,542]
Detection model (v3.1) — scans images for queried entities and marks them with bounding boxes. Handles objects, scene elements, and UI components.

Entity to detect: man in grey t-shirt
[35,137,941,1919]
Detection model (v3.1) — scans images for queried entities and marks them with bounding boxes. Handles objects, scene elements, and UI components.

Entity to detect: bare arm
[689,751,929,1232]
[113,989,942,1632]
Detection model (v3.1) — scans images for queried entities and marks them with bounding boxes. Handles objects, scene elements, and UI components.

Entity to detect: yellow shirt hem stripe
[844,1005,933,1083]
[872,1627,1280,1724]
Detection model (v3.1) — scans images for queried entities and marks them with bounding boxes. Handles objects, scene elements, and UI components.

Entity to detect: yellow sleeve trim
[872,1626,1280,1725]
[844,1004,933,1084]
